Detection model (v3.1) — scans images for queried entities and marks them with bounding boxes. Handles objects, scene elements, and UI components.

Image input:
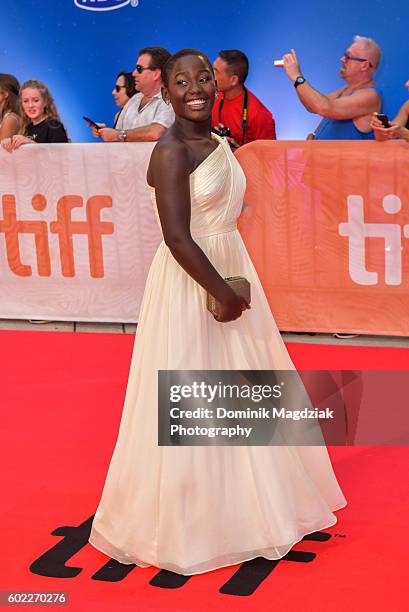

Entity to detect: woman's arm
[371,101,409,141]
[392,99,409,129]
[149,141,249,322]
[0,113,20,140]
[1,134,35,151]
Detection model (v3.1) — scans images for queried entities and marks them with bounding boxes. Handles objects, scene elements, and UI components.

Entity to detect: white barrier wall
[0,143,162,322]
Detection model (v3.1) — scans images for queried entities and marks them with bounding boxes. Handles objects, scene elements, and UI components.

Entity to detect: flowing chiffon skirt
[89,136,346,575]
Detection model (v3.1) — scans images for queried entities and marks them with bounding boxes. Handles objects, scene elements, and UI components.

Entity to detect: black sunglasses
[114,85,126,92]
[343,51,373,68]
[135,64,155,74]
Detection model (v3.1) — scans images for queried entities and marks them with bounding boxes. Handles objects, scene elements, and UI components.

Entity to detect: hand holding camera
[213,124,231,138]
[213,124,240,150]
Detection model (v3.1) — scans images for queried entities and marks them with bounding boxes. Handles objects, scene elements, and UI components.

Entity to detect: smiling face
[21,87,46,124]
[112,74,129,108]
[164,54,216,122]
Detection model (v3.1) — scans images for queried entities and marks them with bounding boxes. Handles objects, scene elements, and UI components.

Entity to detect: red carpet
[1,330,408,611]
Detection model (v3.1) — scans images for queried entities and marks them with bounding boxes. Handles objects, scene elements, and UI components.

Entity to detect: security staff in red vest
[212,49,276,148]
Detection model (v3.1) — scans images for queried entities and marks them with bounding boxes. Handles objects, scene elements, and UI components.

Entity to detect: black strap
[218,87,249,145]
[113,109,122,129]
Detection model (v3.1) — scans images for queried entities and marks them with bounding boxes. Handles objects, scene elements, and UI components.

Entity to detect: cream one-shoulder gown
[89,135,346,575]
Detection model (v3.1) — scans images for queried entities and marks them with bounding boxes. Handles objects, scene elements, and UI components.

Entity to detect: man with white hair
[282,36,382,139]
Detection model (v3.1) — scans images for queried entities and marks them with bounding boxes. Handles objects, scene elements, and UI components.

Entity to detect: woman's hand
[1,135,33,151]
[370,113,401,141]
[91,123,105,138]
[213,292,251,323]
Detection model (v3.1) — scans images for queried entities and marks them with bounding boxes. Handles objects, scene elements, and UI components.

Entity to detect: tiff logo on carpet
[30,515,334,597]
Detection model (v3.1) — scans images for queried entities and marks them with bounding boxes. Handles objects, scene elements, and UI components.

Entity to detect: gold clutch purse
[207,276,251,317]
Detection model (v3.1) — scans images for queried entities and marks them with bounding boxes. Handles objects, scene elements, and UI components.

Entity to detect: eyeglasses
[343,51,373,68]
[135,64,155,74]
[114,85,126,92]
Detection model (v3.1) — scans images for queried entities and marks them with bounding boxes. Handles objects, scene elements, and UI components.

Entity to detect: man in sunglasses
[94,47,174,142]
[281,35,382,139]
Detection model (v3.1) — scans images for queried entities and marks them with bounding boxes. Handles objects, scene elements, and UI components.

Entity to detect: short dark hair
[117,71,137,98]
[138,46,171,71]
[218,49,249,84]
[162,48,213,88]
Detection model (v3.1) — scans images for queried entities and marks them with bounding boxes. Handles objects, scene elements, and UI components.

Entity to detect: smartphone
[376,113,392,128]
[83,116,100,130]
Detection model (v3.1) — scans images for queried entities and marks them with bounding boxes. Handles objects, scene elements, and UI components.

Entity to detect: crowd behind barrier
[3,35,409,148]
[2,38,409,332]
[1,139,409,334]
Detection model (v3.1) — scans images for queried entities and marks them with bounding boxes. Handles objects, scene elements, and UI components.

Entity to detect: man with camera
[92,46,175,142]
[281,36,382,139]
[212,49,276,148]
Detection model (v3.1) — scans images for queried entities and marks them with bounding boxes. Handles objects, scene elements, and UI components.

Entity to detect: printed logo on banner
[339,194,409,286]
[74,0,139,11]
[0,193,114,278]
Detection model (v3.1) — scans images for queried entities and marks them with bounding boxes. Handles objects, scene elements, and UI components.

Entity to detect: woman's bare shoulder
[148,132,192,186]
[153,131,190,160]
[0,112,21,139]
[1,112,21,127]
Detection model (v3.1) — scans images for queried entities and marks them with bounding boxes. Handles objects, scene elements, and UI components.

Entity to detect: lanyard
[218,87,249,145]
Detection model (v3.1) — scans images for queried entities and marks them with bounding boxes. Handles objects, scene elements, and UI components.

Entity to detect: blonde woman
[0,74,21,139]
[1,79,68,151]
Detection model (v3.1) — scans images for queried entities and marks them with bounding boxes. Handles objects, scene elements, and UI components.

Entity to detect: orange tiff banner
[236,140,409,336]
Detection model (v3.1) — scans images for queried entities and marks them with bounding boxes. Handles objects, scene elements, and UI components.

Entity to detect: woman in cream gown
[89,49,346,576]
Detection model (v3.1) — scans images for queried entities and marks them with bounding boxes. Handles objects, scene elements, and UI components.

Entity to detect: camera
[213,126,231,138]
[218,126,231,137]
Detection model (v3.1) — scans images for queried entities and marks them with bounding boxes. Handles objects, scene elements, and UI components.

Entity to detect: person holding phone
[370,80,409,141]
[112,71,137,127]
[1,79,68,151]
[87,71,137,136]
[91,47,175,143]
